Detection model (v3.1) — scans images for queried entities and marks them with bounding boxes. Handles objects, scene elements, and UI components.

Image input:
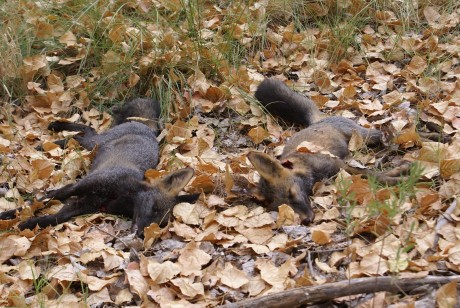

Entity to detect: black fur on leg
[0,208,23,220]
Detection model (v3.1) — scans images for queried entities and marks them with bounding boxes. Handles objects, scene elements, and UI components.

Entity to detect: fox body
[1,98,195,236]
[249,79,400,224]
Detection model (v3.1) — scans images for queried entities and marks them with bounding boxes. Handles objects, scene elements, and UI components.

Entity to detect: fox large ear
[157,168,195,196]
[248,151,289,181]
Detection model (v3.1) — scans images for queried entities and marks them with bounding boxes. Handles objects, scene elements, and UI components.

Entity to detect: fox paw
[18,218,39,230]
[48,121,64,131]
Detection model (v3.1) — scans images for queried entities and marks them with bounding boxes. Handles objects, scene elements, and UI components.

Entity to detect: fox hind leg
[48,122,98,150]
[0,208,23,220]
[48,122,96,135]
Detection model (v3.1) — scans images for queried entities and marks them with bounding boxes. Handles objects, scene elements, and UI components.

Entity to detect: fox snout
[131,168,195,237]
[279,190,315,225]
[295,202,315,225]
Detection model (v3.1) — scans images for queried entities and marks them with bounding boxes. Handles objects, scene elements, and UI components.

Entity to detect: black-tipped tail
[255,79,323,126]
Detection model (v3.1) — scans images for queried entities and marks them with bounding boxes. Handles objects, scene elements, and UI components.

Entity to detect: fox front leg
[373,161,415,185]
[18,195,102,230]
[341,160,415,186]
[43,171,117,201]
[44,171,147,202]
[43,182,79,201]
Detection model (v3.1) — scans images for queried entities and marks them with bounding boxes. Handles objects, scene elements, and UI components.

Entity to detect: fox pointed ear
[158,168,195,196]
[248,151,289,180]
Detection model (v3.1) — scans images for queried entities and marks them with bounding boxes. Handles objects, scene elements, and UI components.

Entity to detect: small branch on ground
[220,275,460,308]
[432,199,458,250]
[87,220,140,261]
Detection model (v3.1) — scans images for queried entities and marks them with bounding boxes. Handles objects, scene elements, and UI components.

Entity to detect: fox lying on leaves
[0,98,197,236]
[248,79,410,225]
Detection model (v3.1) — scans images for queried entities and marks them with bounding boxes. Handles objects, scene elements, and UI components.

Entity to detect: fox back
[47,98,162,199]
[249,79,384,224]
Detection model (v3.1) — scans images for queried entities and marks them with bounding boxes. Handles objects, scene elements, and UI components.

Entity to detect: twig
[86,220,128,246]
[433,199,458,250]
[86,220,140,260]
[220,275,460,308]
[306,251,315,277]
[419,131,451,144]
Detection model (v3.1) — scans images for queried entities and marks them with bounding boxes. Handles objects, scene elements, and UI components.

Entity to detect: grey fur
[250,79,387,224]
[1,98,197,236]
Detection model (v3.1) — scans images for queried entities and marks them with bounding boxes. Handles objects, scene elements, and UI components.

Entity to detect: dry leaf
[147,260,181,284]
[407,56,427,75]
[436,281,458,308]
[218,263,249,289]
[248,126,269,144]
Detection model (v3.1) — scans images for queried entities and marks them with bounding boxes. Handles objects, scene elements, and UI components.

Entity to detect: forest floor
[0,0,459,307]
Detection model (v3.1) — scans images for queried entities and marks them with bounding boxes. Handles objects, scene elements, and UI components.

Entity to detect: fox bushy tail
[255,79,324,126]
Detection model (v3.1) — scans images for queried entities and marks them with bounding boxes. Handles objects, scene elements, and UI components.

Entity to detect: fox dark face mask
[248,151,315,224]
[131,168,196,237]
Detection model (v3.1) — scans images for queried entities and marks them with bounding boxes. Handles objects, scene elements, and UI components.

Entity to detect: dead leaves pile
[1,0,460,306]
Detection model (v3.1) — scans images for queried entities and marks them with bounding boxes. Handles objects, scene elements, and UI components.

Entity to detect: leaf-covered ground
[0,0,459,307]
